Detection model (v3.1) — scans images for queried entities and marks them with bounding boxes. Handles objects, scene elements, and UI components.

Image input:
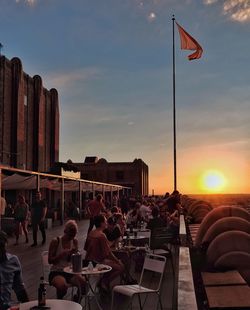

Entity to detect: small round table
[123,235,147,240]
[64,264,112,310]
[20,299,82,310]
[126,228,150,233]
[64,264,112,276]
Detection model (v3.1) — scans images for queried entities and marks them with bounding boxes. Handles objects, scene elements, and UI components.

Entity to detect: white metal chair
[111,253,166,310]
[41,251,79,302]
[41,250,51,284]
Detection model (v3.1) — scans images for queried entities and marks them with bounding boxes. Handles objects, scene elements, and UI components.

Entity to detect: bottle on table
[140,221,144,230]
[71,251,82,272]
[38,276,46,307]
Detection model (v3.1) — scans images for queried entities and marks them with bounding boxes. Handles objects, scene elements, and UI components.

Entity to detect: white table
[64,265,112,310]
[126,228,150,233]
[20,299,82,310]
[123,235,147,240]
[64,264,112,276]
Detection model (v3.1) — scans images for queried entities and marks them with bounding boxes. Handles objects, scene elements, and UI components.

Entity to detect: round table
[123,235,147,240]
[20,299,82,310]
[126,228,150,233]
[64,264,112,276]
[64,264,112,310]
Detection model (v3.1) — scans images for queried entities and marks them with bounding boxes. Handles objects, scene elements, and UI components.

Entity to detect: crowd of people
[0,190,182,308]
[0,192,47,247]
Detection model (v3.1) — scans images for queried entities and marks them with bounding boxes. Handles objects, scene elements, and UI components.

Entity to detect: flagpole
[172,15,177,191]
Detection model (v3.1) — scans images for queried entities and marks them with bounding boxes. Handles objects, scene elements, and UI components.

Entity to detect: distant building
[0,56,59,171]
[71,157,149,196]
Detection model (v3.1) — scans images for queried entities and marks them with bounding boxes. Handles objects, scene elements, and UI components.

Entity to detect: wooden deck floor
[6,220,176,310]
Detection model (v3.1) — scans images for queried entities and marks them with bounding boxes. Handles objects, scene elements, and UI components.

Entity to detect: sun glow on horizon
[200,170,227,193]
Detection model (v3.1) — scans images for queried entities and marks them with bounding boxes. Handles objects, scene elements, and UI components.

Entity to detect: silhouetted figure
[14,195,29,245]
[87,194,105,234]
[30,192,47,247]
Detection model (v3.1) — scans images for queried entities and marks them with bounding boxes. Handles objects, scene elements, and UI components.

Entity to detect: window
[116,171,124,181]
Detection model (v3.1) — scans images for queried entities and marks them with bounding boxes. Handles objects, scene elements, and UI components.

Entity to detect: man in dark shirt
[166,190,181,214]
[30,191,47,247]
[147,206,166,231]
[0,231,29,308]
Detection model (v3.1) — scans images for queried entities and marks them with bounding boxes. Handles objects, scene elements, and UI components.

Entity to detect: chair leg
[128,296,133,310]
[111,290,115,310]
[84,295,87,310]
[88,295,91,310]
[158,293,163,310]
[172,275,175,310]
[70,284,82,303]
[138,294,143,310]
[170,255,175,277]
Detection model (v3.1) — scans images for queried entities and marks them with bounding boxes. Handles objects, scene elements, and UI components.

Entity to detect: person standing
[14,195,29,245]
[87,194,105,234]
[30,191,47,247]
[166,190,181,215]
[0,196,7,216]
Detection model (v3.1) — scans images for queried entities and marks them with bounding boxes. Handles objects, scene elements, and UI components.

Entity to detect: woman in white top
[48,220,85,300]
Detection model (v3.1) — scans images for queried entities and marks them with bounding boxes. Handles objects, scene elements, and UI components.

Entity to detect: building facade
[0,56,59,172]
[73,157,149,196]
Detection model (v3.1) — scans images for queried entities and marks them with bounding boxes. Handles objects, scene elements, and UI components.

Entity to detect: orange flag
[176,22,203,61]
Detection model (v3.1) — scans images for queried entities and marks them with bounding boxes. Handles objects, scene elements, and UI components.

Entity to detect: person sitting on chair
[147,206,166,231]
[84,215,124,292]
[0,231,29,309]
[104,213,125,248]
[126,202,142,228]
[48,220,85,300]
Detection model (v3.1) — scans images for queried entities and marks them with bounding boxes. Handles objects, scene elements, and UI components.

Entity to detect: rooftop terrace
[6,219,177,310]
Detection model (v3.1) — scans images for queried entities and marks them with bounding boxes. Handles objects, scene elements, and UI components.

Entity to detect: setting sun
[200,170,227,193]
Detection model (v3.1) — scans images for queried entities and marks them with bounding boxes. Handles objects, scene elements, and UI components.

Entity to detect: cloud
[147,12,157,22]
[204,0,250,22]
[134,0,168,23]
[16,0,37,6]
[204,0,217,3]
[45,67,103,90]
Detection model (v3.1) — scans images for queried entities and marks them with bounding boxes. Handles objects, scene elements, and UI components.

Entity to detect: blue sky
[1,0,249,194]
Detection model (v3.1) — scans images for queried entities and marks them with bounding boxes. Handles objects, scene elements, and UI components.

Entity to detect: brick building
[72,157,149,196]
[0,56,59,171]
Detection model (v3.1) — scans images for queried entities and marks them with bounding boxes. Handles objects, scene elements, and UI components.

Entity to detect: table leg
[86,276,103,310]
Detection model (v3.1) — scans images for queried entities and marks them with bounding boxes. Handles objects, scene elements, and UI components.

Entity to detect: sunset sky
[0,0,249,194]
